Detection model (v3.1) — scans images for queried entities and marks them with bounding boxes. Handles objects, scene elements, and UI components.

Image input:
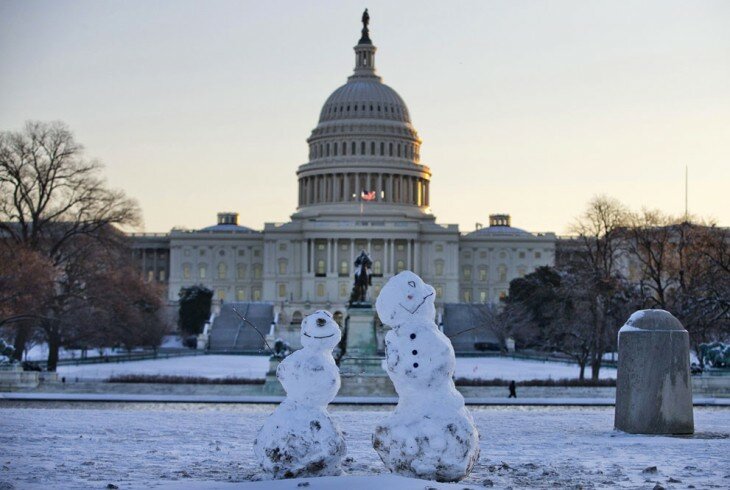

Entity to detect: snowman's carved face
[376,271,436,326]
[300,310,341,351]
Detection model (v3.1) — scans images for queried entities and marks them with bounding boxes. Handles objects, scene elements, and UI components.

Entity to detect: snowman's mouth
[303,332,335,339]
[399,292,434,315]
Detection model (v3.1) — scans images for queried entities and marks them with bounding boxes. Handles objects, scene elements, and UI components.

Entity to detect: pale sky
[1,0,728,234]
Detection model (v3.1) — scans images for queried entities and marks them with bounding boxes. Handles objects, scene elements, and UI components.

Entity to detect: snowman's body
[373,271,479,482]
[253,311,346,479]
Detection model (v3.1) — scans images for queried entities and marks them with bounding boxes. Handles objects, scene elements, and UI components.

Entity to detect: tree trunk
[591,357,602,381]
[46,331,61,372]
[578,362,586,381]
[11,322,31,362]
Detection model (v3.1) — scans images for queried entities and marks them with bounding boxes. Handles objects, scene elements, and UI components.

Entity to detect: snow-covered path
[0,404,727,489]
[56,354,616,381]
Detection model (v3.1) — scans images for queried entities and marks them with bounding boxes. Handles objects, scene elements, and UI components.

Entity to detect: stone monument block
[614,309,694,434]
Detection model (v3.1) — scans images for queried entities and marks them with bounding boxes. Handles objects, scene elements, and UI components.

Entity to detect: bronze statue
[359,8,372,44]
[349,250,372,306]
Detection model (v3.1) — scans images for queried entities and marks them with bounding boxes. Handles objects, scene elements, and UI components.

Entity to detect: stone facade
[128,21,556,330]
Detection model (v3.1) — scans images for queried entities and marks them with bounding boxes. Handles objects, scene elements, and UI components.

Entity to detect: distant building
[129,15,556,351]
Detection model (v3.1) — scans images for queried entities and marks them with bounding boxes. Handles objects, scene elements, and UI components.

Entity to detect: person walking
[508,380,517,398]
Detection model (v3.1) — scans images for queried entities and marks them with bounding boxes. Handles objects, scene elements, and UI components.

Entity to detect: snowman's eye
[407,280,416,288]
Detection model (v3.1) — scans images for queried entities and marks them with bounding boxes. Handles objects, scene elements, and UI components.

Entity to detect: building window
[389,143,393,156]
[237,264,246,279]
[462,267,472,281]
[278,284,286,298]
[253,264,262,279]
[317,243,325,251]
[397,243,404,252]
[499,290,507,300]
[519,251,526,259]
[159,270,166,282]
[217,289,226,301]
[236,288,246,301]
[339,260,348,276]
[183,263,191,279]
[252,288,261,301]
[535,251,542,259]
[396,260,405,273]
[380,142,385,155]
[199,264,207,279]
[278,242,287,251]
[291,311,303,325]
[184,249,191,257]
[435,285,443,299]
[498,265,507,282]
[370,141,375,155]
[499,251,507,259]
[199,249,205,256]
[219,249,225,257]
[479,251,487,259]
[372,260,382,275]
[361,141,366,154]
[464,251,472,259]
[435,260,444,276]
[479,290,487,303]
[340,243,348,251]
[316,259,326,276]
[253,249,261,257]
[518,266,527,277]
[218,262,227,279]
[435,244,443,252]
[351,141,356,154]
[147,270,154,282]
[339,283,348,297]
[317,283,325,297]
[479,267,488,282]
[463,290,472,302]
[278,259,287,275]
[238,249,245,257]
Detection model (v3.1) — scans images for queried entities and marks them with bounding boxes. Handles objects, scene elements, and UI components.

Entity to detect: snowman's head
[376,271,436,327]
[300,310,341,351]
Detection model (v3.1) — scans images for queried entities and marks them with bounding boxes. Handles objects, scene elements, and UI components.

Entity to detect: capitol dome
[294,11,432,221]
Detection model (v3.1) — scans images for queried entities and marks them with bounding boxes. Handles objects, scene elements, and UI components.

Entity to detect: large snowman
[373,271,479,482]
[253,310,346,479]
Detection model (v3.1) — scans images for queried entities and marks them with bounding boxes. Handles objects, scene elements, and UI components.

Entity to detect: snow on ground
[0,404,727,489]
[57,355,270,380]
[57,354,616,381]
[455,356,616,381]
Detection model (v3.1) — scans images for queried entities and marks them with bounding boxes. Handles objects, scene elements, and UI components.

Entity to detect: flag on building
[361,190,376,201]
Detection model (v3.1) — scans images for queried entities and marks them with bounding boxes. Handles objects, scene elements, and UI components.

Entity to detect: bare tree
[0,121,141,369]
[568,195,630,380]
[467,303,532,353]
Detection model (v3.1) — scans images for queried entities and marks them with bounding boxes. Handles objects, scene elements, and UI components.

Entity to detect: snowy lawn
[57,355,615,381]
[0,404,727,489]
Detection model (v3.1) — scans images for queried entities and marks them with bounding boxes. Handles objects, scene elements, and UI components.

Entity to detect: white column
[407,239,412,270]
[390,239,395,273]
[326,239,331,276]
[388,174,394,203]
[377,173,383,202]
[309,239,314,275]
[350,239,355,270]
[367,239,371,254]
[414,240,419,274]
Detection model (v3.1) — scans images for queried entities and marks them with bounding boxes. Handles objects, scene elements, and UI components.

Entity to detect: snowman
[373,271,479,482]
[253,310,346,479]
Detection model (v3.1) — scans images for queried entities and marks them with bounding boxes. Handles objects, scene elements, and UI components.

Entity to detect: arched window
[339,260,348,276]
[380,142,385,155]
[236,288,246,301]
[291,311,303,325]
[397,144,401,157]
[333,143,338,156]
[326,143,330,156]
[317,259,326,275]
[278,259,287,275]
[370,141,375,155]
[217,262,227,279]
[361,141,366,154]
[389,143,393,156]
[373,260,382,275]
[182,263,191,279]
[351,141,356,154]
[253,264,262,279]
[342,142,346,155]
[199,264,207,279]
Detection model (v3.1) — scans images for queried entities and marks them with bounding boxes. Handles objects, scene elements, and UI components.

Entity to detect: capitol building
[131,15,556,348]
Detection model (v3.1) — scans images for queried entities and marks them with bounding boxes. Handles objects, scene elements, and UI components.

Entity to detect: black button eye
[316,318,326,327]
[412,350,417,355]
[410,333,416,340]
[408,280,416,287]
[413,363,419,368]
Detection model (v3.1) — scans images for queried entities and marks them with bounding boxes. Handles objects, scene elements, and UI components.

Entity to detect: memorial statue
[349,250,372,306]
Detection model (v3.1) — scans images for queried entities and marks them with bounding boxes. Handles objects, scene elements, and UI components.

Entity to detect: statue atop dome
[359,8,372,45]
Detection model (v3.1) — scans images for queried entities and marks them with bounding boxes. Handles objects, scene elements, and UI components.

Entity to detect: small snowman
[253,310,346,479]
[373,271,479,482]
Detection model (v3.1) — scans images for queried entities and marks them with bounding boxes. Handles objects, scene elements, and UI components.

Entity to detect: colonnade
[298,173,429,207]
[304,238,419,276]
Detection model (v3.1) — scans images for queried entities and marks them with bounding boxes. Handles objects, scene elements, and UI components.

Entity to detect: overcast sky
[1,0,728,234]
